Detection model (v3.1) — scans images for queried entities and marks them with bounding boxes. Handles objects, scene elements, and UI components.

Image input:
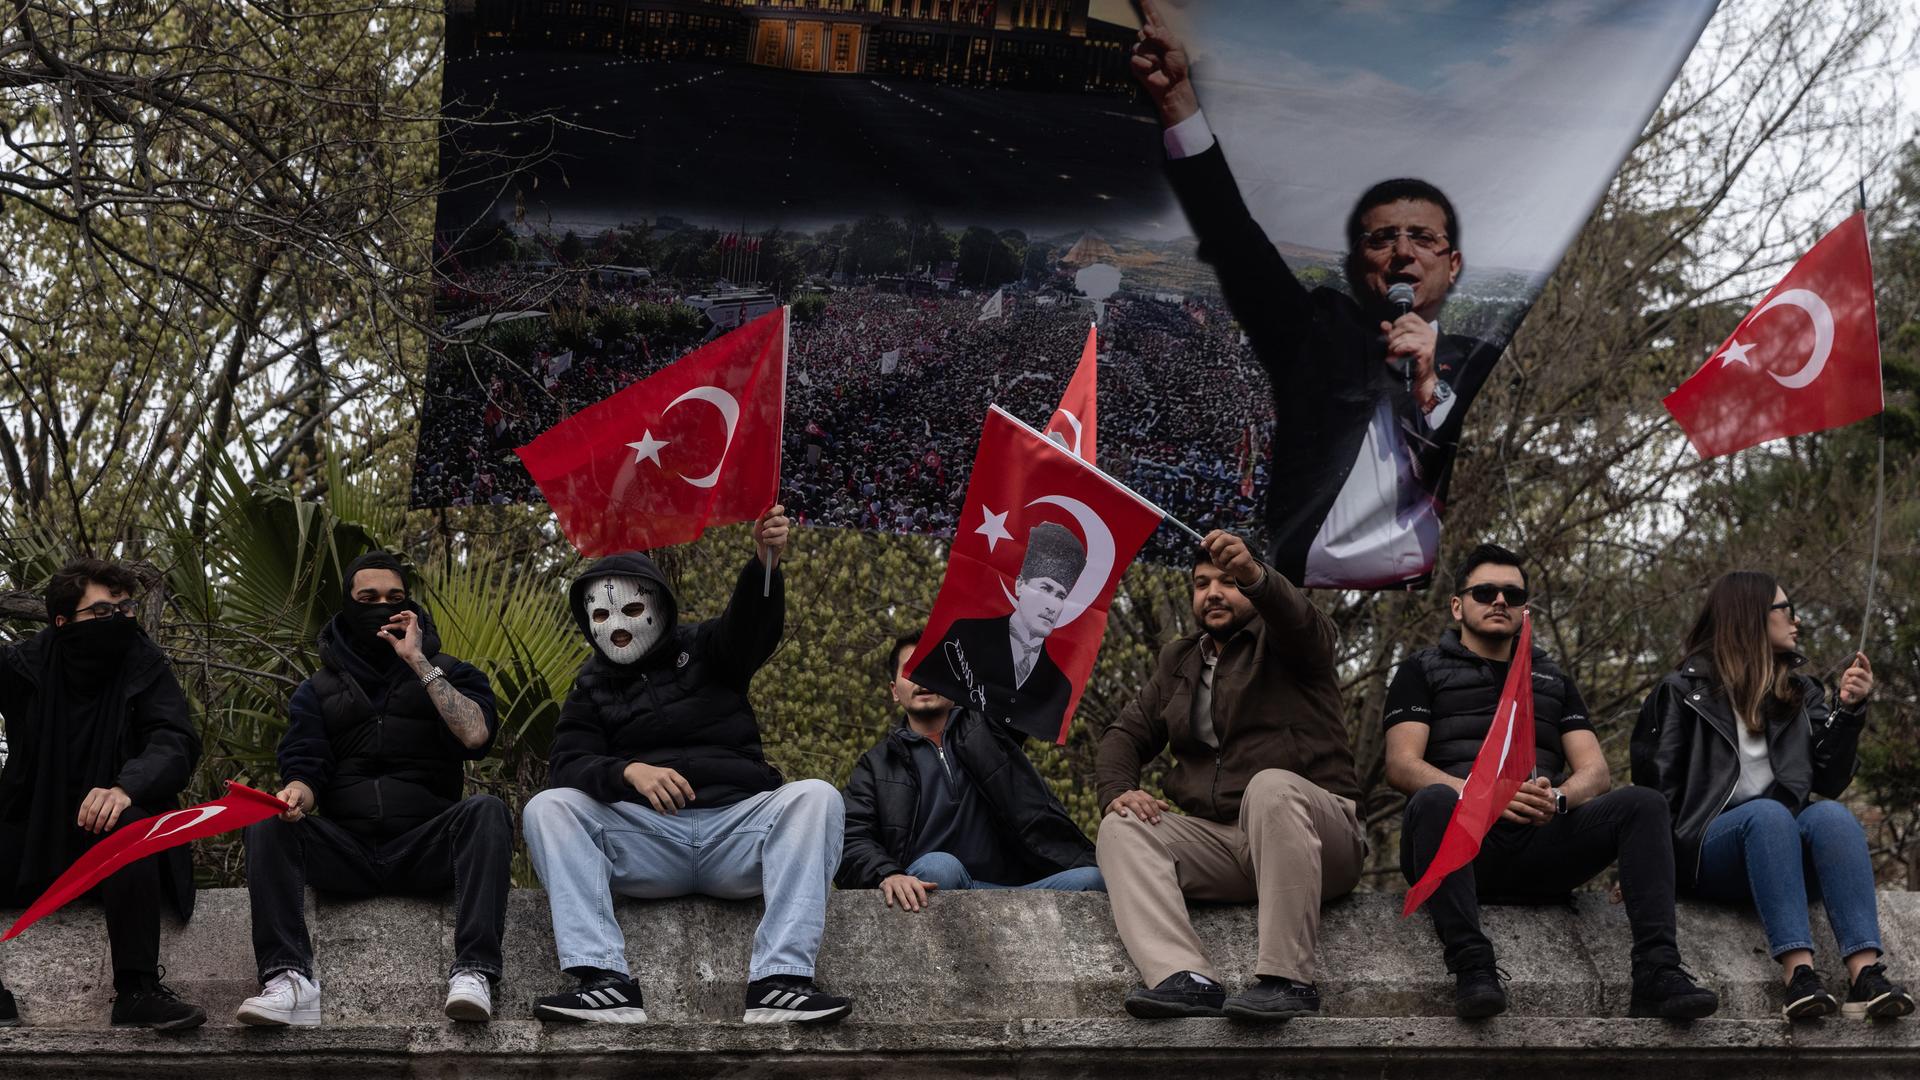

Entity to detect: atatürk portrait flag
[906,406,1163,744]
[517,307,787,555]
[1665,212,1882,458]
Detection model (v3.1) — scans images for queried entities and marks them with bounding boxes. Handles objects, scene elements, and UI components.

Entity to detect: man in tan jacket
[1096,530,1365,1022]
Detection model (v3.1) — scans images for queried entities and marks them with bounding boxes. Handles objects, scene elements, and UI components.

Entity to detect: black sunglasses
[75,598,139,620]
[1770,601,1795,620]
[1459,584,1529,606]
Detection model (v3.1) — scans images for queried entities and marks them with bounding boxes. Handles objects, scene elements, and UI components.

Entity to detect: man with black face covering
[523,507,853,1026]
[235,551,507,1027]
[0,558,205,1031]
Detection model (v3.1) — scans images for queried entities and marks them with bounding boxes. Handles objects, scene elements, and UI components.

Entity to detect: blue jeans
[1694,798,1883,961]
[905,851,1106,892]
[522,780,843,982]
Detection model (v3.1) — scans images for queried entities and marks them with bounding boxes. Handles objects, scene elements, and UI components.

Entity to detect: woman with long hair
[1634,571,1912,1021]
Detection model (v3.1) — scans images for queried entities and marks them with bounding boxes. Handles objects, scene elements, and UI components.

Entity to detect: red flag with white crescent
[517,307,787,554]
[1402,610,1538,916]
[905,406,1163,744]
[1664,212,1882,458]
[3,782,288,941]
[1043,323,1098,464]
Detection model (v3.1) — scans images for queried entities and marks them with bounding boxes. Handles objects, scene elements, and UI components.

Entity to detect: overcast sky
[1160,0,1718,275]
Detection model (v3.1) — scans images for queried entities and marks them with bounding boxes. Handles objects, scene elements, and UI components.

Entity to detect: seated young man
[838,629,1101,910]
[522,507,852,1025]
[0,559,205,1031]
[236,552,509,1026]
[1387,542,1718,1019]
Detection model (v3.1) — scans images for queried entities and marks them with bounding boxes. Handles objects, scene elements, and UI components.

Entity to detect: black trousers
[1400,783,1682,975]
[243,794,512,982]
[0,805,167,990]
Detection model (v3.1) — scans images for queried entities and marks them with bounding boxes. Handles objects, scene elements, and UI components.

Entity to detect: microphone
[1386,283,1417,391]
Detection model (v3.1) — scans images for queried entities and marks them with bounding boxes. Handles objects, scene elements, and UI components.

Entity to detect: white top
[1730,721,1775,806]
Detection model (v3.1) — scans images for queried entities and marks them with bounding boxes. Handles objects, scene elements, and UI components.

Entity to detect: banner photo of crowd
[419,0,1714,585]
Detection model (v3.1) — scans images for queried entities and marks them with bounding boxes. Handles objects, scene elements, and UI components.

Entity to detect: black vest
[1412,633,1578,782]
[309,651,465,840]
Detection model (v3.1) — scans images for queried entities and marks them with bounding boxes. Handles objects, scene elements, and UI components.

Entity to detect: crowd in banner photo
[412,273,1271,564]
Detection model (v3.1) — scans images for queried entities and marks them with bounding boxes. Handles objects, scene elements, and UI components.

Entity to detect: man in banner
[930,522,1080,737]
[837,629,1101,910]
[523,507,855,1026]
[236,552,509,1027]
[0,559,206,1031]
[1385,543,1718,1019]
[1131,2,1502,589]
[1095,531,1365,1023]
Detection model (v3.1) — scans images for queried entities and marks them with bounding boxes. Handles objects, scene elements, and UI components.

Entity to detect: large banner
[421,0,1714,585]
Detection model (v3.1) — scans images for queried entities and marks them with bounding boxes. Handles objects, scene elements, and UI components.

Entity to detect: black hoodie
[548,551,786,808]
[278,606,497,841]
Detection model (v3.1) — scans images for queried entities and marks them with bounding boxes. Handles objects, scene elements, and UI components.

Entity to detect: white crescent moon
[1754,288,1834,390]
[662,385,741,488]
[142,805,226,843]
[995,495,1116,631]
[1047,409,1085,457]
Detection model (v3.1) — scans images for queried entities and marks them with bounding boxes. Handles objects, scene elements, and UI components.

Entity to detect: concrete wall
[1,888,1916,1077]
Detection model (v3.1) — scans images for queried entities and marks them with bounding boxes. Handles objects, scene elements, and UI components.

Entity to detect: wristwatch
[1551,787,1568,815]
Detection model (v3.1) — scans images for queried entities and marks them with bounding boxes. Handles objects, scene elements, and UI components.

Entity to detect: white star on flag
[627,430,668,466]
[1718,339,1755,368]
[974,505,1012,552]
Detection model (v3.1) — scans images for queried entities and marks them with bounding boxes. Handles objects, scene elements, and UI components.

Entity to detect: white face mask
[581,575,664,665]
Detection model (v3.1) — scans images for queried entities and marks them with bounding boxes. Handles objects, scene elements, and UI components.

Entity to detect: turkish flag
[1402,610,1537,917]
[517,307,786,555]
[3,782,287,941]
[1043,323,1098,464]
[1665,212,1882,457]
[905,406,1164,744]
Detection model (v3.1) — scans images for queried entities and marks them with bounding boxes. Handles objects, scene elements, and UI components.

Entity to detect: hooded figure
[523,509,856,1027]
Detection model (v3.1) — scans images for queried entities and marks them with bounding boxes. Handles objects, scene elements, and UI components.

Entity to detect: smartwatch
[1551,787,1568,815]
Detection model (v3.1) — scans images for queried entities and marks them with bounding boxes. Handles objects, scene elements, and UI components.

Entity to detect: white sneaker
[444,971,493,1023]
[236,970,320,1027]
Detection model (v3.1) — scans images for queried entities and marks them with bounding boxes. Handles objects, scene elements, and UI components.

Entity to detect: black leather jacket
[1631,652,1865,891]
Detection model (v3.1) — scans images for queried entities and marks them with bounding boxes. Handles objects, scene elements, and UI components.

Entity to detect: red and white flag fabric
[517,307,787,555]
[1402,610,1538,917]
[3,782,287,941]
[905,405,1164,744]
[1043,323,1098,464]
[1665,212,1882,458]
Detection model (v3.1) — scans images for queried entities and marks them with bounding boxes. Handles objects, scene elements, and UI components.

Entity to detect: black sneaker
[533,975,647,1024]
[109,980,207,1033]
[1224,975,1319,1022]
[1455,966,1510,1019]
[742,976,852,1024]
[1842,962,1916,1020]
[1628,965,1719,1020]
[0,982,17,1027]
[1123,971,1226,1019]
[1781,964,1838,1021]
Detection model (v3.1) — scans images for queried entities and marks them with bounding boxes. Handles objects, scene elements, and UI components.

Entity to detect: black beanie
[342,551,411,604]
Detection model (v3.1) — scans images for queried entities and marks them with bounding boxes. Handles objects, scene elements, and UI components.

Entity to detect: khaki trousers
[1096,768,1366,986]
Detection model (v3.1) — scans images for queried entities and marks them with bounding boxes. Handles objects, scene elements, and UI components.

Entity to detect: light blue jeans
[523,780,843,981]
[1694,798,1883,961]
[906,851,1107,892]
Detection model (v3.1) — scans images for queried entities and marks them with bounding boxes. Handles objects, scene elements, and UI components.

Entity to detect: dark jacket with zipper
[1095,561,1361,822]
[837,707,1095,889]
[280,609,498,842]
[1631,651,1865,892]
[547,551,786,808]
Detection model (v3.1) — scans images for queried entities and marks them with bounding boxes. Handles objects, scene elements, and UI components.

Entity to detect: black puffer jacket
[547,551,785,808]
[837,708,1095,889]
[1390,629,1583,781]
[279,608,498,841]
[1632,652,1865,892]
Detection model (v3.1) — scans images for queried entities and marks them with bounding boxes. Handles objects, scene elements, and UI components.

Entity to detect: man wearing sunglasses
[1384,543,1717,1020]
[1131,1,1501,589]
[0,558,206,1031]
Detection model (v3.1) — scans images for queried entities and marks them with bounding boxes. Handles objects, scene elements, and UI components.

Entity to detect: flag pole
[1856,414,1884,657]
[764,306,791,597]
[991,405,1211,546]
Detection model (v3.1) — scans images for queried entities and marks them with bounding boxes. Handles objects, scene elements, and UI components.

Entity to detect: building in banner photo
[458,0,1136,96]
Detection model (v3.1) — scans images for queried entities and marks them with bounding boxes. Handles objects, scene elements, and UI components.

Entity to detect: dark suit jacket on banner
[1166,142,1503,588]
[925,616,1072,744]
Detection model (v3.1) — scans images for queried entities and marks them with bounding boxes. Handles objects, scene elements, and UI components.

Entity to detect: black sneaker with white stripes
[533,976,647,1024]
[742,976,852,1024]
